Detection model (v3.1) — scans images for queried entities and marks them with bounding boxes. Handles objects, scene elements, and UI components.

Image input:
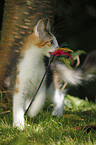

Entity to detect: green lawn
[0,95,96,145]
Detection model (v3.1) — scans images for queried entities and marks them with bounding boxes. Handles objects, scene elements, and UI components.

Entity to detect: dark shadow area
[54,0,96,101]
[0,0,5,31]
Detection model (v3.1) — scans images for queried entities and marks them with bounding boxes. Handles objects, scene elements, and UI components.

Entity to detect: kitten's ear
[44,18,51,32]
[35,18,51,36]
[34,19,52,41]
[34,19,45,36]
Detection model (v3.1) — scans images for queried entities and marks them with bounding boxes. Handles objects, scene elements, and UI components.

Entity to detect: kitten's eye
[50,40,53,44]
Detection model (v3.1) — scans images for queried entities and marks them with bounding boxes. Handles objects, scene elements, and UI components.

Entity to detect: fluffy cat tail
[51,51,96,86]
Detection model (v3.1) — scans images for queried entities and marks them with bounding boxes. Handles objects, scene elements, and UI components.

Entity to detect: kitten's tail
[51,51,96,86]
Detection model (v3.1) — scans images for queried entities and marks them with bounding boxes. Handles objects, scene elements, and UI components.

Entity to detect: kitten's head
[33,19,58,57]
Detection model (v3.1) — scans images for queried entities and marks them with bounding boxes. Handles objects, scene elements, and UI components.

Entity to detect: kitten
[13,19,58,130]
[13,19,96,130]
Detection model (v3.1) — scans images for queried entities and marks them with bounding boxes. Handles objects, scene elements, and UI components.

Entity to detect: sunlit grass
[0,95,96,145]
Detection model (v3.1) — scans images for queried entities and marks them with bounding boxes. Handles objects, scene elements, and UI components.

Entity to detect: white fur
[26,84,46,118]
[35,24,39,37]
[46,83,65,117]
[13,37,59,130]
[52,89,65,117]
[13,46,46,129]
[55,64,83,85]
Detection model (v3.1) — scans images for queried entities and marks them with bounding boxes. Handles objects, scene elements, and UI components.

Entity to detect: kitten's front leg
[13,91,25,130]
[27,84,46,118]
[46,84,65,117]
[52,89,65,117]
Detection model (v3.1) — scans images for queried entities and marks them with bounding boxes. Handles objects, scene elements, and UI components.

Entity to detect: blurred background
[0,0,96,101]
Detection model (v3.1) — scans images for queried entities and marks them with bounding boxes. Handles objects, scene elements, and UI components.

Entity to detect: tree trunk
[0,0,56,88]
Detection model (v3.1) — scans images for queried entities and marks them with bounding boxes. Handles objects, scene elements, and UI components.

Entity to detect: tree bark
[0,0,56,88]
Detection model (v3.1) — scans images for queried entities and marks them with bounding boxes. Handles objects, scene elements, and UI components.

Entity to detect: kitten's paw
[13,108,25,130]
[13,122,24,130]
[52,107,63,118]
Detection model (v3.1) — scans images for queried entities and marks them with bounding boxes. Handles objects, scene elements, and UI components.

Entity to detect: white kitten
[13,19,58,130]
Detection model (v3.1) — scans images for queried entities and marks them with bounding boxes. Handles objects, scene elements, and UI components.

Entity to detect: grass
[0,95,96,145]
